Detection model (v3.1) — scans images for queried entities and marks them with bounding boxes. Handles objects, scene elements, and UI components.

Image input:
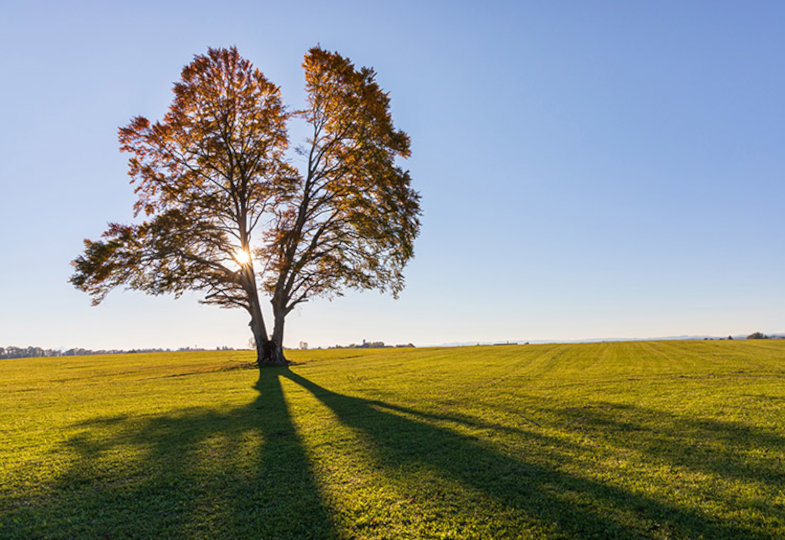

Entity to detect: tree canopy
[71,46,421,366]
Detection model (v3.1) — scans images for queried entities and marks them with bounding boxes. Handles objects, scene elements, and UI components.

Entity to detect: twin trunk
[249,299,288,367]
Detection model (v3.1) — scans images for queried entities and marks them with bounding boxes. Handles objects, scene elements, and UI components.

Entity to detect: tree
[71,47,421,367]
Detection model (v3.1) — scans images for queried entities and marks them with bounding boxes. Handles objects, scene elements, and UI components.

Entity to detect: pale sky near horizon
[1,1,783,350]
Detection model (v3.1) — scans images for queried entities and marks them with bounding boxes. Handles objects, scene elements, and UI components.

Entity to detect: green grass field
[2,340,785,538]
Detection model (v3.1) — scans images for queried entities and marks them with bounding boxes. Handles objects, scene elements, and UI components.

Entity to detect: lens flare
[234,248,251,265]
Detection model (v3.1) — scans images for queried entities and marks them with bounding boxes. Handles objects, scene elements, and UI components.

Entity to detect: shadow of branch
[285,371,769,539]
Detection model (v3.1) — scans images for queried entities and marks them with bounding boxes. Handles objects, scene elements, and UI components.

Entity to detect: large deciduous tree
[71,46,421,367]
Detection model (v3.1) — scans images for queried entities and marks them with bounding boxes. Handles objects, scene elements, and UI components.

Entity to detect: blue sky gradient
[2,1,783,349]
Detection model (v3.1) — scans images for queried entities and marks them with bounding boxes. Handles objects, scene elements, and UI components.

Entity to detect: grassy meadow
[2,340,785,538]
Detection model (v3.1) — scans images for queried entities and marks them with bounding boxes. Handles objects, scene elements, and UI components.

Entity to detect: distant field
[2,341,785,538]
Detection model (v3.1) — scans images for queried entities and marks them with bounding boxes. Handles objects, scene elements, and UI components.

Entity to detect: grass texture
[2,340,785,538]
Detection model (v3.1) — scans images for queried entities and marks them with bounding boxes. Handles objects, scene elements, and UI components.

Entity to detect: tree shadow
[284,371,775,539]
[6,369,783,538]
[4,368,338,538]
[548,401,785,489]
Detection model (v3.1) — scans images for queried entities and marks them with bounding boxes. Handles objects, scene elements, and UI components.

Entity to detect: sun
[233,248,251,265]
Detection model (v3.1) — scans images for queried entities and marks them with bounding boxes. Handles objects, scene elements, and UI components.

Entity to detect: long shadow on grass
[285,371,770,539]
[3,369,337,539]
[550,401,785,489]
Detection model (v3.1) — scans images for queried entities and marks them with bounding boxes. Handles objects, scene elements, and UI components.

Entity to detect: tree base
[257,339,288,367]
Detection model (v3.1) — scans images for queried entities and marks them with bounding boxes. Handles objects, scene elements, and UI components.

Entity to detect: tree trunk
[261,338,287,366]
[250,301,287,367]
[248,297,270,367]
[250,325,287,367]
[271,303,287,364]
[243,267,287,368]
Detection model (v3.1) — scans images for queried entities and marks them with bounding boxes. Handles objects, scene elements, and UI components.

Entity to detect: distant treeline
[0,345,237,360]
[746,332,779,340]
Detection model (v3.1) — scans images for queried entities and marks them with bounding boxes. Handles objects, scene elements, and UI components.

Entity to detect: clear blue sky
[2,1,783,349]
